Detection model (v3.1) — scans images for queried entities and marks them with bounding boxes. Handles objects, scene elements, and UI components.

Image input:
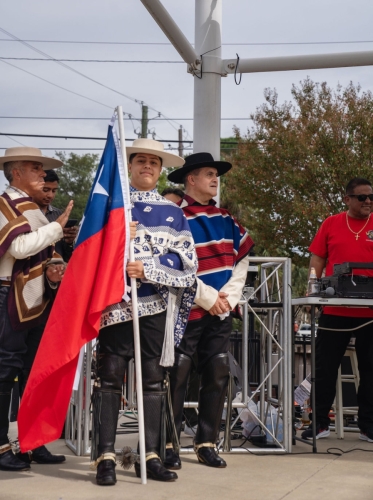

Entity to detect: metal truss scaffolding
[66,256,292,456]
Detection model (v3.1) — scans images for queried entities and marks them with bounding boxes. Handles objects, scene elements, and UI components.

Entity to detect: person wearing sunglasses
[301,177,373,443]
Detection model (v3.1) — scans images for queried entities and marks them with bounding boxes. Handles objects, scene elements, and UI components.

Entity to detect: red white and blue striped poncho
[179,194,254,321]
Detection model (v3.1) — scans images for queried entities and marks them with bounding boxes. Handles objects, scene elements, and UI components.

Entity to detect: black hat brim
[167,160,232,184]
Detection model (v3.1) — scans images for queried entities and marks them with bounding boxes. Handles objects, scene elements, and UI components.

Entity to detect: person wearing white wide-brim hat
[125,138,184,193]
[126,138,185,169]
[0,146,73,472]
[92,139,197,486]
[0,146,63,171]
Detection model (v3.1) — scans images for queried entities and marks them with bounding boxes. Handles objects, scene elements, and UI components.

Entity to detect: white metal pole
[223,50,373,74]
[140,0,198,65]
[193,0,222,204]
[116,105,147,485]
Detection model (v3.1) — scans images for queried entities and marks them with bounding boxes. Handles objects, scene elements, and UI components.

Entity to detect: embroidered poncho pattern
[101,188,197,346]
[180,195,254,321]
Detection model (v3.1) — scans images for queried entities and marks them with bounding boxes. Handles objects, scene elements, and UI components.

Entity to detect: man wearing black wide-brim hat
[164,152,254,469]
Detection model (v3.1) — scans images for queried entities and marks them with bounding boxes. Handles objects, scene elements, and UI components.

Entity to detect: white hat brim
[126,147,184,168]
[0,154,63,171]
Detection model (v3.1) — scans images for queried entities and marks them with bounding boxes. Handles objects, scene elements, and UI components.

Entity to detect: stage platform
[2,422,373,500]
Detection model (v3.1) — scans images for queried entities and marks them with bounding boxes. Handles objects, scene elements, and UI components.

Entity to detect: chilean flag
[18,117,130,451]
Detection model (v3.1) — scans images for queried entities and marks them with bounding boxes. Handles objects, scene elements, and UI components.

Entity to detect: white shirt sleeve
[8,222,63,259]
[193,277,219,311]
[219,255,249,309]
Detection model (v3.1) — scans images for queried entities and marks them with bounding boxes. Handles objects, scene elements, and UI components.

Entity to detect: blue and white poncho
[101,187,198,349]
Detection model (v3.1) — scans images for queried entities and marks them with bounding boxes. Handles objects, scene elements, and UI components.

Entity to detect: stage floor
[2,421,373,500]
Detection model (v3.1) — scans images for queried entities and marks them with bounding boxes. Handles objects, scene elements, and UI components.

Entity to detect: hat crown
[167,151,232,183]
[4,146,43,158]
[184,152,215,167]
[130,138,165,154]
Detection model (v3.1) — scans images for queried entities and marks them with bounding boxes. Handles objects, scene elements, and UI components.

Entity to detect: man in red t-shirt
[302,177,373,442]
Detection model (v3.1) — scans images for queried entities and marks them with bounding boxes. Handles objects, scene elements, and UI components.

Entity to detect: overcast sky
[1,0,373,192]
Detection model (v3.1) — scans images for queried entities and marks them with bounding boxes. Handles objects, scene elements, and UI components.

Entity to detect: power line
[0,60,113,110]
[0,26,141,105]
[1,38,373,46]
[0,147,196,151]
[0,57,184,63]
[0,147,102,151]
[0,135,25,146]
[0,27,191,137]
[0,132,238,145]
[0,116,252,121]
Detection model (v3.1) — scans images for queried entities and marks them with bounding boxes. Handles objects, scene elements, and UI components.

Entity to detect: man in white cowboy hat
[91,138,197,485]
[0,147,73,472]
[164,152,254,470]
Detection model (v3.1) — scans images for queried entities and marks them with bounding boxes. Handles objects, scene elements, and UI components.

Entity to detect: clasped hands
[208,291,231,316]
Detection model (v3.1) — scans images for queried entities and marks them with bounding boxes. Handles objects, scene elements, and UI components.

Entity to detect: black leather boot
[163,353,192,470]
[194,353,229,468]
[135,458,177,482]
[17,445,65,464]
[0,382,30,472]
[92,353,127,486]
[139,357,177,482]
[164,448,181,470]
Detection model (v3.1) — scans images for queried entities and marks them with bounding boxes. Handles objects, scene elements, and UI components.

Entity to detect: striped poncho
[101,187,198,346]
[180,194,254,321]
[0,191,56,330]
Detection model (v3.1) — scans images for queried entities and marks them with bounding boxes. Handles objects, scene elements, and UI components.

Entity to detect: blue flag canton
[76,126,124,246]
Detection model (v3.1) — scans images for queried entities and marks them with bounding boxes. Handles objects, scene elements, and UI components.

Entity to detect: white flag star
[91,164,109,199]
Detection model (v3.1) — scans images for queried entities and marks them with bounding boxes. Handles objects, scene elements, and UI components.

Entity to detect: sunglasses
[348,194,373,202]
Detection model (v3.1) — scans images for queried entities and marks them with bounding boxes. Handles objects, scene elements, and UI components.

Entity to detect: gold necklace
[346,212,371,240]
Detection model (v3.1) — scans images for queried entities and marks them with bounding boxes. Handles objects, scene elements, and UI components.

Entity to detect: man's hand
[126,261,145,279]
[56,201,74,228]
[218,291,231,311]
[46,263,66,283]
[63,226,78,244]
[130,221,138,240]
[208,292,230,316]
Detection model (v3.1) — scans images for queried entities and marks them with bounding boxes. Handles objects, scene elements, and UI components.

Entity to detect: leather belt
[0,280,11,287]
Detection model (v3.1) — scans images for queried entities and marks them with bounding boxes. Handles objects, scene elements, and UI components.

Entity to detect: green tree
[54,152,99,221]
[157,168,179,195]
[224,78,373,266]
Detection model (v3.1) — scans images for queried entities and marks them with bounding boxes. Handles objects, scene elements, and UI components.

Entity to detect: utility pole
[141,104,148,138]
[178,125,183,157]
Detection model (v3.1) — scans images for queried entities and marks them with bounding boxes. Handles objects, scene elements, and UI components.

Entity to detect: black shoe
[18,445,66,464]
[96,459,117,486]
[163,449,181,470]
[0,449,31,472]
[196,447,227,468]
[135,458,178,481]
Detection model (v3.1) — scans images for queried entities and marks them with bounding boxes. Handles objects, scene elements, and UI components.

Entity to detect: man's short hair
[3,160,23,182]
[129,152,163,166]
[161,187,184,199]
[345,177,372,195]
[44,169,59,183]
[183,167,202,188]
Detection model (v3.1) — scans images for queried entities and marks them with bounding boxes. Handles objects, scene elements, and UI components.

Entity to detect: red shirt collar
[180,194,216,207]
